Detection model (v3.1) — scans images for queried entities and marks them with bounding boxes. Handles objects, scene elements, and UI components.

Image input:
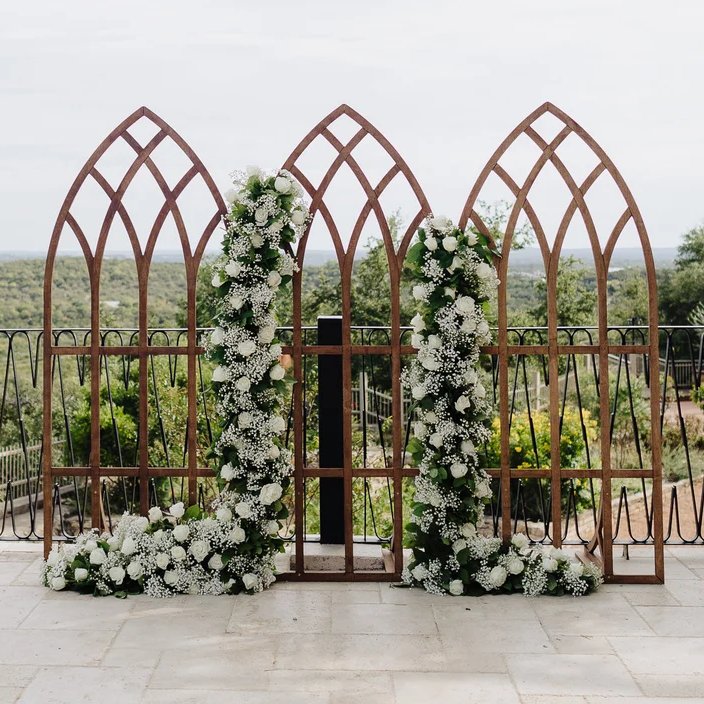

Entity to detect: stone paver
[0,547,701,702]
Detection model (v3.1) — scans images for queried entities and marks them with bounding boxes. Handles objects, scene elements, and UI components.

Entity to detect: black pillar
[318,315,345,544]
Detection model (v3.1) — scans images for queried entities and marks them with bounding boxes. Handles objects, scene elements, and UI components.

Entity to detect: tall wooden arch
[281,104,431,579]
[459,102,663,582]
[42,107,227,556]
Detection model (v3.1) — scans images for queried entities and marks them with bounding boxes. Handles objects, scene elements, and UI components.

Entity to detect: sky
[1,1,703,256]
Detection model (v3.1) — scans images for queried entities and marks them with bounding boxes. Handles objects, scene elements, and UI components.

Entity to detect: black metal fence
[1,325,702,544]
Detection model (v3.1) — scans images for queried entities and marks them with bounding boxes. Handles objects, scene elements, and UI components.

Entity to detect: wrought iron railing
[1,325,703,545]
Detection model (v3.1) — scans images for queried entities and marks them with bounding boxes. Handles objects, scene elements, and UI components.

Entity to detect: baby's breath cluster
[402,215,602,597]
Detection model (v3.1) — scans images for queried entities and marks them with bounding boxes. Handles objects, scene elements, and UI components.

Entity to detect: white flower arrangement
[402,216,602,597]
[42,168,310,597]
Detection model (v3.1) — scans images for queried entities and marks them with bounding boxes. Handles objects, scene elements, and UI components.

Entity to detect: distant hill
[0,247,678,269]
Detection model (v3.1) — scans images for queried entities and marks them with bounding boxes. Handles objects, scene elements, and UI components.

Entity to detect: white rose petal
[242,573,258,591]
[460,523,477,538]
[170,546,186,562]
[250,233,264,248]
[270,416,286,434]
[50,576,66,591]
[461,439,475,456]
[456,295,475,315]
[238,340,257,357]
[89,548,106,565]
[269,364,286,381]
[211,272,224,287]
[156,553,170,570]
[189,540,210,562]
[488,565,508,588]
[452,538,467,554]
[120,537,136,556]
[454,395,471,413]
[254,207,268,224]
[229,526,246,544]
[507,557,524,575]
[291,208,307,226]
[238,411,253,428]
[172,524,190,542]
[268,444,281,459]
[410,313,425,333]
[274,175,291,193]
[267,271,282,288]
[225,260,241,277]
[216,506,233,522]
[442,235,458,252]
[450,462,468,478]
[258,326,276,344]
[476,261,493,279]
[235,501,253,519]
[170,502,185,519]
[212,365,228,383]
[410,333,423,349]
[148,506,163,523]
[411,385,426,400]
[429,432,443,448]
[425,236,438,251]
[109,566,125,585]
[127,561,144,580]
[208,554,224,571]
[542,557,558,573]
[235,376,251,393]
[412,284,426,301]
[465,230,478,246]
[163,569,178,586]
[220,462,235,481]
[74,567,89,582]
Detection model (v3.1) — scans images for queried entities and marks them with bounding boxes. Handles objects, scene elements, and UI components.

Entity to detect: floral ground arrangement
[42,174,601,598]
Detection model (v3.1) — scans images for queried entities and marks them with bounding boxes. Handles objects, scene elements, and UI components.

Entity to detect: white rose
[231,295,244,310]
[448,256,462,272]
[411,333,423,349]
[270,416,286,433]
[107,535,121,552]
[465,369,478,385]
[477,320,490,336]
[210,327,225,346]
[542,557,558,573]
[148,506,162,523]
[208,554,224,571]
[411,564,428,581]
[46,549,60,567]
[172,524,190,542]
[425,411,438,423]
[291,208,307,226]
[427,335,441,349]
[84,540,97,553]
[449,579,464,596]
[410,313,425,332]
[475,383,486,399]
[450,462,468,478]
[153,529,165,543]
[270,343,282,358]
[246,165,264,178]
[238,412,253,428]
[511,533,530,551]
[170,502,185,519]
[552,547,570,562]
[211,272,224,287]
[412,284,426,301]
[254,207,268,224]
[570,562,584,578]
[216,506,233,522]
[259,483,283,506]
[267,520,280,535]
[421,357,440,371]
[250,233,264,248]
[456,295,475,315]
[74,567,89,582]
[225,260,241,277]
[507,557,524,575]
[127,561,144,580]
[269,364,286,381]
[430,215,451,231]
[220,463,235,481]
[444,287,456,299]
[411,385,426,400]
[488,565,508,589]
[274,175,291,193]
[50,576,66,591]
[89,548,106,565]
[229,526,246,544]
[224,188,237,204]
[465,230,478,246]
[442,235,458,252]
[475,478,492,499]
[238,340,257,356]
[425,236,438,251]
[413,421,427,439]
[476,262,493,279]
[109,566,125,585]
[235,501,253,519]
[242,573,258,591]
[461,318,477,333]
[267,271,282,288]
[156,553,170,570]
[212,365,228,383]
[235,376,251,392]
[258,326,276,343]
[452,538,467,553]
[460,522,476,538]
[120,537,136,556]
[429,432,443,448]
[189,540,210,562]
[134,516,149,533]
[461,439,475,456]
[454,395,470,413]
[268,444,281,459]
[163,570,178,585]
[171,545,186,561]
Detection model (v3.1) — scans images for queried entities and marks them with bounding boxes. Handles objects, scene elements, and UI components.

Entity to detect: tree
[608,268,650,325]
[659,223,704,325]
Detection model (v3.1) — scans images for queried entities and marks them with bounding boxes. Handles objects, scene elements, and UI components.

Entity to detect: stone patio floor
[0,545,703,703]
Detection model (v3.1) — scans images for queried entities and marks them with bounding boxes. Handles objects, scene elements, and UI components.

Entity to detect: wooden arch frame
[281,104,431,579]
[42,107,227,557]
[458,102,663,583]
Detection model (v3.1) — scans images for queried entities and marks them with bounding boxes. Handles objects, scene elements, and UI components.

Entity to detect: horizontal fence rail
[1,325,703,545]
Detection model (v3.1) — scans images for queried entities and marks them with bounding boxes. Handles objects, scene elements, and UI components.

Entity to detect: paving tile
[150,636,278,691]
[633,673,704,698]
[227,589,331,634]
[331,602,437,635]
[330,588,381,604]
[610,584,680,607]
[586,697,700,704]
[268,669,392,695]
[0,689,21,704]
[10,559,44,587]
[608,635,704,675]
[660,579,704,606]
[533,593,653,636]
[506,653,640,697]
[379,584,445,605]
[20,596,134,630]
[0,629,113,665]
[0,562,32,586]
[0,665,37,688]
[142,691,330,704]
[275,633,449,672]
[18,666,151,703]
[636,605,704,636]
[548,634,614,655]
[521,697,587,704]
[0,587,46,629]
[666,546,704,568]
[433,593,540,621]
[392,671,520,704]
[101,646,162,669]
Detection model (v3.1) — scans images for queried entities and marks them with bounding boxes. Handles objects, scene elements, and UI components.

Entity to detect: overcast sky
[1,1,703,255]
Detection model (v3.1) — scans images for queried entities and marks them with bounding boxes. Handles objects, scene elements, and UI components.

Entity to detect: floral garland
[402,215,602,597]
[42,168,308,596]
